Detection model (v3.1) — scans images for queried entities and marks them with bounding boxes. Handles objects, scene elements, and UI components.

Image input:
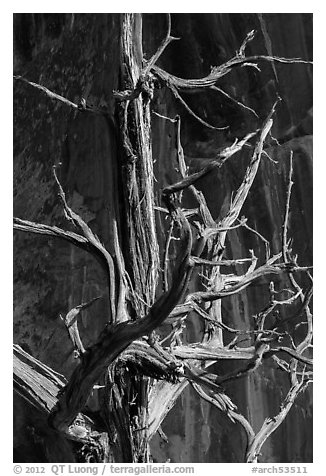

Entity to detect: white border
[3,4,322,472]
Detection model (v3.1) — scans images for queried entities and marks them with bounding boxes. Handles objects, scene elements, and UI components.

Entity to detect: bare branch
[282,151,294,263]
[238,29,256,57]
[14,167,119,324]
[49,208,193,432]
[189,261,299,304]
[190,256,253,267]
[152,111,178,123]
[14,75,105,115]
[215,342,270,385]
[201,219,248,238]
[55,167,118,322]
[151,55,311,92]
[246,379,308,462]
[162,218,175,292]
[277,284,313,328]
[142,14,179,77]
[196,103,278,346]
[171,344,256,361]
[13,344,66,413]
[229,411,255,457]
[14,217,89,247]
[169,84,229,130]
[241,219,271,261]
[60,296,102,357]
[267,347,312,367]
[14,75,79,109]
[14,345,110,447]
[190,381,237,421]
[210,85,258,118]
[218,101,277,230]
[186,326,258,454]
[14,17,312,462]
[174,115,216,227]
[163,131,256,196]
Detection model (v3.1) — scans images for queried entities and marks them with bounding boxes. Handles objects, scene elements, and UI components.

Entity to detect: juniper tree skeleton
[13,13,312,463]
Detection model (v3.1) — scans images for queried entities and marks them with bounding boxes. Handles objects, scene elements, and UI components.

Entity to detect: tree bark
[13,13,312,463]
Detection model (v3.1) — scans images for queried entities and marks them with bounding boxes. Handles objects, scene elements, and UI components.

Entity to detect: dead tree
[13,14,312,463]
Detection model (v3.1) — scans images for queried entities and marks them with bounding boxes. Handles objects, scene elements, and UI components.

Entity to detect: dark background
[13,13,312,462]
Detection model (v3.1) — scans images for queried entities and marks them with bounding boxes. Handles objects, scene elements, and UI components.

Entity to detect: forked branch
[60,296,102,357]
[246,378,309,463]
[14,167,119,323]
[142,13,179,77]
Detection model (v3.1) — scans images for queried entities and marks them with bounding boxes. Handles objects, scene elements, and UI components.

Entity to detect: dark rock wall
[13,13,312,462]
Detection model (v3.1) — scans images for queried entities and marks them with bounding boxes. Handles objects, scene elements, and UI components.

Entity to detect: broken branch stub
[13,14,312,462]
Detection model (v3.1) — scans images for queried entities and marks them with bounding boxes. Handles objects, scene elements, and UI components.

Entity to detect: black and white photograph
[13,11,313,466]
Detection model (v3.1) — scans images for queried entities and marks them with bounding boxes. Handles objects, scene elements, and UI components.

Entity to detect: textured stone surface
[13,14,312,462]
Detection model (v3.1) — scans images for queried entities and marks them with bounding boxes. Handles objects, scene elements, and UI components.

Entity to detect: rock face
[13,14,312,462]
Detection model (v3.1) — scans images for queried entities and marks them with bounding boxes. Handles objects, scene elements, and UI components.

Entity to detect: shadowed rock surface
[13,13,312,462]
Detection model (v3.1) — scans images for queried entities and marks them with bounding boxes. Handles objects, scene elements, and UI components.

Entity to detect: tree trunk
[14,13,312,463]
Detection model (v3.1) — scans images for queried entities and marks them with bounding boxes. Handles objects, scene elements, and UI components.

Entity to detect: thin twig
[218,100,278,230]
[172,115,216,227]
[14,75,79,109]
[163,131,256,196]
[52,166,118,323]
[152,55,311,92]
[190,256,253,267]
[163,218,175,292]
[238,30,256,57]
[241,219,271,261]
[152,111,178,123]
[282,151,294,263]
[142,14,179,77]
[246,378,309,462]
[170,84,229,130]
[191,302,284,338]
[190,262,310,304]
[210,85,258,118]
[14,75,105,115]
[60,296,102,357]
